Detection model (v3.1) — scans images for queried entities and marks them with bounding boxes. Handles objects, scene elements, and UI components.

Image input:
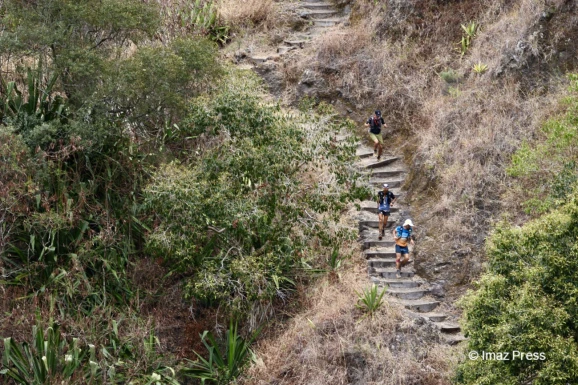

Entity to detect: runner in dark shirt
[364,110,386,160]
[377,183,396,240]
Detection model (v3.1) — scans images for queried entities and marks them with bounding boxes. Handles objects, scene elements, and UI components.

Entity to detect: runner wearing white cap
[377,183,396,240]
[392,219,415,278]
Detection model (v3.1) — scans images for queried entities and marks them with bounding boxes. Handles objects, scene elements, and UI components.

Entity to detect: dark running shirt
[367,116,385,134]
[378,190,395,211]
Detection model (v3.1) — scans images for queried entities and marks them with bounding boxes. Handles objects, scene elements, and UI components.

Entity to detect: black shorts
[379,210,390,216]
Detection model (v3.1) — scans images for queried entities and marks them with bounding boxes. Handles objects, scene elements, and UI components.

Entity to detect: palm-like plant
[355,284,387,318]
[0,58,65,125]
[459,21,478,56]
[472,62,488,74]
[182,322,259,384]
[0,324,90,384]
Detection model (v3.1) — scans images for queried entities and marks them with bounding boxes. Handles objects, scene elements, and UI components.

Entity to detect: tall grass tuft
[183,322,259,384]
[355,284,387,318]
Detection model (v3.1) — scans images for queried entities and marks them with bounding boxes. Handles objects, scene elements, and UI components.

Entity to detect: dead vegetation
[277,0,578,295]
[240,262,459,385]
[218,0,277,31]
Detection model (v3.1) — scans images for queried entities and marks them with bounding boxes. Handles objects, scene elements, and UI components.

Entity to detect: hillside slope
[228,0,578,383]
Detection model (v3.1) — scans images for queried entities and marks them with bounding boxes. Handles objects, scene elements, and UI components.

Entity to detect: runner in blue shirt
[392,219,415,278]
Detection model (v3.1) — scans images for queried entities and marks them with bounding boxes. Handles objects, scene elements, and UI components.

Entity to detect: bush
[0,322,180,384]
[508,74,578,215]
[456,197,578,384]
[143,73,368,317]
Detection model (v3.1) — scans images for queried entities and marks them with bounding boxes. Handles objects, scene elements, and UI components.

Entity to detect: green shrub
[1,324,88,384]
[508,73,578,215]
[143,73,368,316]
[456,197,578,384]
[439,69,459,83]
[0,322,180,384]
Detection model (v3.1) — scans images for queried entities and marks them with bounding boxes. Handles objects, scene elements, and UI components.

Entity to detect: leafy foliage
[144,73,368,315]
[182,322,258,384]
[0,0,160,106]
[456,197,578,385]
[459,21,477,56]
[508,74,578,215]
[439,69,459,83]
[1,324,87,384]
[0,0,223,317]
[0,322,179,384]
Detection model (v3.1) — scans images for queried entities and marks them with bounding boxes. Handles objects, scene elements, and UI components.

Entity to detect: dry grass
[218,0,277,31]
[239,261,460,385]
[280,0,575,294]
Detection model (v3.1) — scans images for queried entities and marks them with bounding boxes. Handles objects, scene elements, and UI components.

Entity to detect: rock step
[302,10,339,19]
[284,40,307,48]
[419,313,448,322]
[357,150,374,159]
[358,201,400,213]
[249,56,269,64]
[368,258,413,269]
[371,277,421,288]
[249,54,280,64]
[442,333,467,345]
[362,157,399,169]
[364,249,396,259]
[277,46,296,55]
[358,217,397,229]
[360,187,401,196]
[302,2,334,10]
[374,268,414,279]
[333,134,351,142]
[387,288,429,300]
[367,258,397,268]
[313,19,342,27]
[369,178,402,188]
[362,239,395,249]
[399,299,440,313]
[436,322,461,333]
[359,229,394,239]
[365,169,405,178]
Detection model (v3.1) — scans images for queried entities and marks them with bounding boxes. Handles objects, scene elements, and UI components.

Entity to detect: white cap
[403,219,415,227]
[383,183,389,188]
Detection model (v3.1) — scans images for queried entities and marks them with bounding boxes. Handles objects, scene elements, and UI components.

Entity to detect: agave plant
[182,322,259,384]
[355,284,387,318]
[0,57,65,125]
[458,21,478,56]
[0,323,90,384]
[176,0,229,45]
[472,62,488,74]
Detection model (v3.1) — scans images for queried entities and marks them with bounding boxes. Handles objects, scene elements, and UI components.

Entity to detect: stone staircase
[355,146,467,345]
[248,0,348,65]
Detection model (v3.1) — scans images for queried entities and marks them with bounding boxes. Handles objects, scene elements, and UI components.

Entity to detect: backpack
[395,225,411,247]
[369,116,382,134]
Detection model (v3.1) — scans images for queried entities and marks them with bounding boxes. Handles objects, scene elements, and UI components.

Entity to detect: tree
[457,196,578,384]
